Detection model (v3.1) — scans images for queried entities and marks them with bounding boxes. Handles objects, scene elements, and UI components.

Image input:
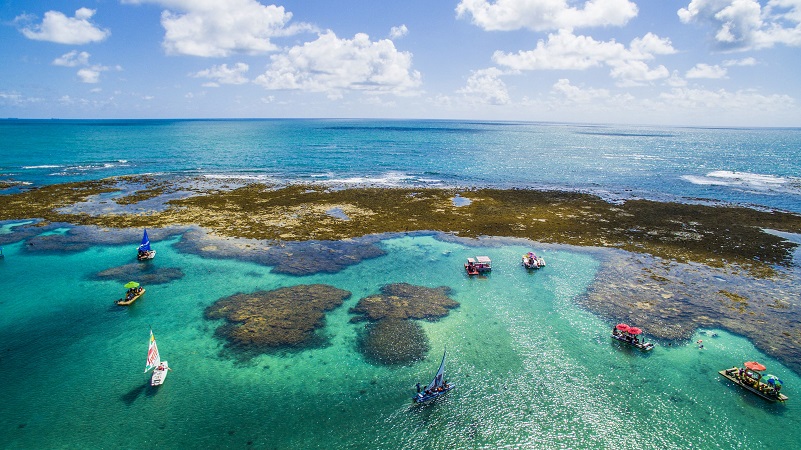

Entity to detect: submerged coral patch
[204,284,351,351]
[174,227,386,275]
[358,319,430,366]
[93,262,185,285]
[349,283,459,323]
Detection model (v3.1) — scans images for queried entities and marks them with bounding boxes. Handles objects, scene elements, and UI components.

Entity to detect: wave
[46,160,132,176]
[681,171,801,195]
[322,171,443,187]
[22,165,62,169]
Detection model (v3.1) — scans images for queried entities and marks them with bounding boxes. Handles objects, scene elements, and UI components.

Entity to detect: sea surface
[1,119,801,449]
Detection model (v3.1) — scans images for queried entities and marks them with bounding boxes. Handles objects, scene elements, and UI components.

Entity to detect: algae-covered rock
[358,319,429,366]
[349,283,459,322]
[93,263,185,285]
[205,284,351,351]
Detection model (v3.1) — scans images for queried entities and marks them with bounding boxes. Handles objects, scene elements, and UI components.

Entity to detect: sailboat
[412,348,454,403]
[145,329,170,386]
[137,228,156,261]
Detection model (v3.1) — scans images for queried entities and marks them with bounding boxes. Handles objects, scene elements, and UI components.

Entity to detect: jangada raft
[413,349,454,404]
[719,362,788,402]
[116,282,145,306]
[522,252,546,269]
[465,256,491,276]
[145,329,170,386]
[137,228,156,261]
[611,323,655,351]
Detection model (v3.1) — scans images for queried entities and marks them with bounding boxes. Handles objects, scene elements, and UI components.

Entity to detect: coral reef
[349,283,459,322]
[93,262,184,285]
[204,284,351,351]
[358,320,430,366]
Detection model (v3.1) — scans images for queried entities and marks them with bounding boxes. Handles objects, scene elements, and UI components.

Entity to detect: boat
[145,329,170,386]
[116,282,145,306]
[137,228,156,261]
[465,256,491,275]
[413,348,454,403]
[719,362,788,402]
[611,323,654,351]
[522,252,545,269]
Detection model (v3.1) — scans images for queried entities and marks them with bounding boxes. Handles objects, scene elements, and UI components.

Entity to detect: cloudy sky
[2,0,800,126]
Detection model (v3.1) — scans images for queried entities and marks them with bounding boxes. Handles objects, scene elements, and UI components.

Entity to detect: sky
[1,0,801,126]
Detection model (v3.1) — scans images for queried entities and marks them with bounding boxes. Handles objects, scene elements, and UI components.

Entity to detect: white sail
[145,329,161,373]
[426,349,447,391]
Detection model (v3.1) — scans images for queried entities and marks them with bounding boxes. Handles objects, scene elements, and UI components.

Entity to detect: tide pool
[0,231,798,449]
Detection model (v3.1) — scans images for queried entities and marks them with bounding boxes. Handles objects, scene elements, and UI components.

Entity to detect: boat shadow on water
[120,381,164,406]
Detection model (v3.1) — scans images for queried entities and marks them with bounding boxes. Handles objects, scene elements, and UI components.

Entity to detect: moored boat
[146,329,170,386]
[465,256,491,275]
[719,362,787,402]
[413,348,454,403]
[137,228,156,261]
[522,251,545,269]
[116,281,145,306]
[611,323,654,351]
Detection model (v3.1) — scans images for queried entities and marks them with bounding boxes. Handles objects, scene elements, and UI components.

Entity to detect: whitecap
[681,170,801,194]
[22,165,62,169]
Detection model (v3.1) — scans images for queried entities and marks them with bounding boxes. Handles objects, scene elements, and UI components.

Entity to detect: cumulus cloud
[493,30,675,85]
[77,66,107,83]
[686,63,728,79]
[390,24,409,39]
[456,0,639,31]
[53,50,91,67]
[678,0,801,51]
[192,63,250,86]
[253,31,422,99]
[123,0,315,57]
[16,8,110,44]
[456,68,510,105]
[723,56,757,66]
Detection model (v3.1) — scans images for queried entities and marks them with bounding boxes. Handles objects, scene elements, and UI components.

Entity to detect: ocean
[1,119,800,449]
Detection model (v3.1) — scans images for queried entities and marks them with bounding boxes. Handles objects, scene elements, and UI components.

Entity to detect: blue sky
[1,0,800,126]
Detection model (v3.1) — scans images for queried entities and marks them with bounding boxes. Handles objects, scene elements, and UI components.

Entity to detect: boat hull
[611,333,654,351]
[137,250,156,261]
[151,361,169,386]
[413,384,455,403]
[116,288,145,306]
[719,368,787,402]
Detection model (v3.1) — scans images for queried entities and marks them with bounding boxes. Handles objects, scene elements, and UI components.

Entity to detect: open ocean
[1,119,800,449]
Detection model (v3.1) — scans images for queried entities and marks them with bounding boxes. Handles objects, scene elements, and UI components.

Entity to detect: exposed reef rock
[204,284,351,351]
[174,227,386,275]
[349,283,459,323]
[93,262,185,285]
[358,320,430,366]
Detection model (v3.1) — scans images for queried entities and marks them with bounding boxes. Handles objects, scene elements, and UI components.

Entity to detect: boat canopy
[476,256,491,263]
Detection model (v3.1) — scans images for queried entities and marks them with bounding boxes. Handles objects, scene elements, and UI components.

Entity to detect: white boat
[522,252,545,269]
[145,329,170,386]
[137,229,156,261]
[465,256,491,275]
[413,348,454,403]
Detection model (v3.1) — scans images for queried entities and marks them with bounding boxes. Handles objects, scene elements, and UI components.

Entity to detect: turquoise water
[2,119,801,212]
[0,229,798,448]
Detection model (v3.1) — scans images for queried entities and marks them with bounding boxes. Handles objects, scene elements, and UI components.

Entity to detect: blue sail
[138,229,151,252]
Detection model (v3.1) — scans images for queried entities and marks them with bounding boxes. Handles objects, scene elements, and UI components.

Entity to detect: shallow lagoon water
[0,230,799,449]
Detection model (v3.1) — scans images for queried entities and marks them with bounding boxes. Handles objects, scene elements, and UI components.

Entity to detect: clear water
[0,231,798,449]
[2,119,801,212]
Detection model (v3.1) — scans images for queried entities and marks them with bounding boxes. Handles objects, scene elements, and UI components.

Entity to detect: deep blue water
[2,119,800,212]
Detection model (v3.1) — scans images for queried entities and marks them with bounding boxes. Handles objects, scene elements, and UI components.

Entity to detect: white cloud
[666,70,688,87]
[53,50,91,67]
[456,0,639,32]
[492,30,675,85]
[686,63,728,79]
[658,87,795,112]
[78,65,110,83]
[390,24,409,39]
[192,63,250,86]
[550,78,611,103]
[456,68,510,105]
[253,31,422,99]
[723,56,757,66]
[123,0,315,57]
[678,0,801,51]
[17,8,110,44]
